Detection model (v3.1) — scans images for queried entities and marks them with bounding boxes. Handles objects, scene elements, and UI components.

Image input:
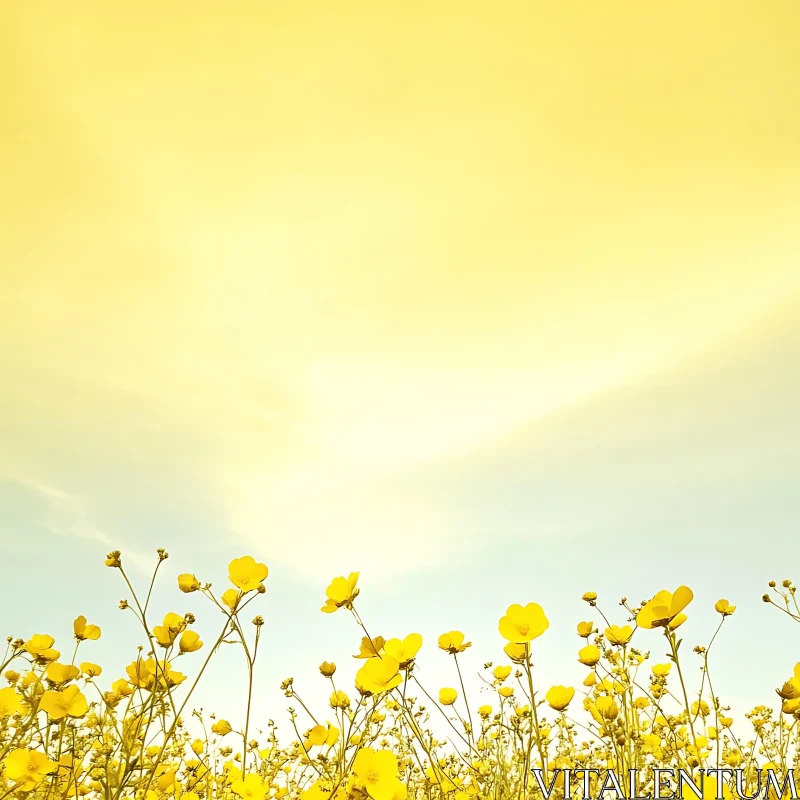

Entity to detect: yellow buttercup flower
[355,656,401,695]
[353,747,400,800]
[383,633,422,667]
[498,603,549,644]
[595,696,619,720]
[45,662,80,684]
[306,722,340,747]
[493,665,512,682]
[329,690,351,709]
[0,686,22,718]
[438,631,472,654]
[39,685,89,720]
[577,645,601,666]
[228,556,269,593]
[212,719,233,735]
[321,572,360,613]
[178,573,201,592]
[232,773,268,800]
[153,612,186,647]
[80,662,102,678]
[439,687,458,705]
[179,629,203,653]
[776,678,800,700]
[503,643,528,664]
[353,636,385,659]
[24,634,60,663]
[73,615,101,641]
[577,621,595,638]
[637,586,693,629]
[545,685,575,711]
[714,598,736,616]
[604,625,633,646]
[3,748,57,791]
[222,588,241,611]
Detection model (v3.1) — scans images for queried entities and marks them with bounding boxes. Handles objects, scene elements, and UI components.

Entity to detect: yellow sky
[2,1,800,573]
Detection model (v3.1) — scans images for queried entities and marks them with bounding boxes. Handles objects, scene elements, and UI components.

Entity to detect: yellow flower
[24,634,60,662]
[353,636,385,659]
[493,665,512,682]
[604,625,633,646]
[577,621,595,638]
[232,773,268,800]
[39,685,89,720]
[383,633,422,667]
[595,696,619,720]
[80,662,102,678]
[153,612,186,647]
[353,747,400,800]
[319,661,337,677]
[583,672,597,686]
[0,687,22,718]
[582,592,597,602]
[306,722,340,747]
[3,748,57,791]
[178,573,201,593]
[498,603,549,644]
[577,645,601,666]
[776,678,800,700]
[652,663,672,677]
[439,687,458,705]
[478,704,492,718]
[545,685,575,711]
[355,656,401,695]
[498,686,514,698]
[212,719,233,735]
[321,572,360,613]
[179,630,203,653]
[637,586,693,629]
[330,689,351,709]
[503,643,528,664]
[714,599,736,616]
[45,662,80,684]
[438,631,472,654]
[782,697,800,715]
[229,556,269,593]
[73,615,101,641]
[222,589,241,611]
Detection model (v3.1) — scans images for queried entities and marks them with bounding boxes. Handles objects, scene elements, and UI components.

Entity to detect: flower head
[73,616,101,641]
[637,586,693,630]
[178,573,201,593]
[39,685,89,721]
[321,572,360,613]
[383,634,422,667]
[355,656,401,695]
[228,556,269,593]
[437,631,471,654]
[498,603,549,644]
[604,625,633,646]
[545,685,575,711]
[353,747,400,800]
[3,748,57,791]
[439,687,458,706]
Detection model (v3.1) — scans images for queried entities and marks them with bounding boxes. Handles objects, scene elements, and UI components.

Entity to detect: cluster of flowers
[1,550,799,800]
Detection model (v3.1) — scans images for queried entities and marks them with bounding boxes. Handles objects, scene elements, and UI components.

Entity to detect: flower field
[2,551,799,800]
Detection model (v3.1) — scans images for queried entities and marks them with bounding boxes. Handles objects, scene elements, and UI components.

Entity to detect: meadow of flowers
[2,550,799,800]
